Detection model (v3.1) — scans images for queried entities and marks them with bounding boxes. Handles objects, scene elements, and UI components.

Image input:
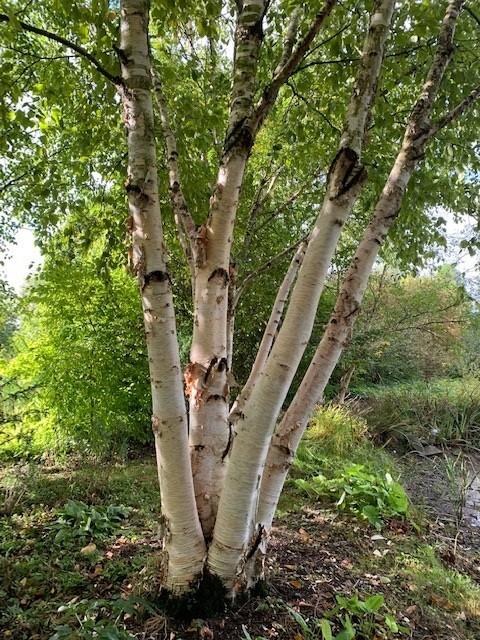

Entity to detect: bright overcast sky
[2,227,42,293]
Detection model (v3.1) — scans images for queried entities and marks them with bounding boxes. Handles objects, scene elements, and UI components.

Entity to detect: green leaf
[384,613,399,632]
[320,618,333,640]
[364,594,384,613]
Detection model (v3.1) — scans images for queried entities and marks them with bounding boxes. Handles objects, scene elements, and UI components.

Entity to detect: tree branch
[429,82,480,137]
[152,72,196,269]
[234,233,309,305]
[249,0,338,136]
[0,13,121,86]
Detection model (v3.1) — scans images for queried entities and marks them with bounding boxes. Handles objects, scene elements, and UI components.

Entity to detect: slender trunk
[188,1,267,538]
[257,146,417,533]
[256,0,465,548]
[188,156,247,539]
[119,0,205,593]
[230,240,307,423]
[336,364,356,404]
[208,0,395,589]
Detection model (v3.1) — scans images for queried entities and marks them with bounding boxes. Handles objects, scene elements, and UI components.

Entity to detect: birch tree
[1,0,479,599]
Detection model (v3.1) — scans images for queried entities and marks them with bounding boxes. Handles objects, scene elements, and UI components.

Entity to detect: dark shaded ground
[147,508,479,640]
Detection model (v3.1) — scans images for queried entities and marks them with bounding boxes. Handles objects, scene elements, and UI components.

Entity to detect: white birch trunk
[119,0,205,593]
[188,1,267,539]
[230,241,306,423]
[256,147,416,534]
[256,0,465,549]
[208,0,396,589]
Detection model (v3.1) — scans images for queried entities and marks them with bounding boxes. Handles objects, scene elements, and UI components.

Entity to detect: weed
[286,593,407,639]
[49,500,130,544]
[242,626,268,640]
[399,545,480,617]
[294,464,409,529]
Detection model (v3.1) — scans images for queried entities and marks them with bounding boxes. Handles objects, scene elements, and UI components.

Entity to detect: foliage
[0,256,152,459]
[50,500,130,545]
[294,465,409,530]
[49,595,158,640]
[305,403,368,456]
[330,266,474,393]
[287,594,406,639]
[362,377,480,448]
[0,279,16,355]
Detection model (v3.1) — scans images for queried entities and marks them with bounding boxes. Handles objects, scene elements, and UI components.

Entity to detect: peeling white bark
[256,0,466,548]
[230,241,307,423]
[188,1,267,538]
[119,0,205,593]
[208,0,395,589]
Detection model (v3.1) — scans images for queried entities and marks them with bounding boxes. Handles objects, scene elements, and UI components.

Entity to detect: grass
[0,458,161,640]
[357,377,480,448]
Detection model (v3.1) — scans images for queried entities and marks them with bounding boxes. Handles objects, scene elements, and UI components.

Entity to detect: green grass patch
[358,377,480,448]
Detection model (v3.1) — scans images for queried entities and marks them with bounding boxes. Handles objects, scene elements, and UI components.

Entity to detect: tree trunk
[255,0,465,563]
[187,0,267,539]
[208,0,395,590]
[119,0,205,593]
[230,240,307,423]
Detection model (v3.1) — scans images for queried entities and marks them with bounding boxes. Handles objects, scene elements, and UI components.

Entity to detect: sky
[2,227,42,293]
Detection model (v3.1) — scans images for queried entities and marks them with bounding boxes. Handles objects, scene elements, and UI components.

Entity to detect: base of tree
[156,571,269,620]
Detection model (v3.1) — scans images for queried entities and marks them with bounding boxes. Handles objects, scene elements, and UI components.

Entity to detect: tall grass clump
[306,401,368,455]
[363,377,480,448]
[293,402,393,480]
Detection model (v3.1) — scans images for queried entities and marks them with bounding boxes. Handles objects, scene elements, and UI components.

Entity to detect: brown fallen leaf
[290,579,302,589]
[80,543,97,555]
[200,625,214,639]
[429,593,454,610]
[298,528,312,543]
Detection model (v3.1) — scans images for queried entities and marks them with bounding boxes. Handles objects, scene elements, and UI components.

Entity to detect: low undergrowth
[1,410,479,639]
[294,464,409,530]
[358,377,480,448]
[288,404,410,529]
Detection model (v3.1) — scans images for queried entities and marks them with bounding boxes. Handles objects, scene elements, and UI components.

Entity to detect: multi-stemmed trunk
[3,0,478,601]
[118,0,476,597]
